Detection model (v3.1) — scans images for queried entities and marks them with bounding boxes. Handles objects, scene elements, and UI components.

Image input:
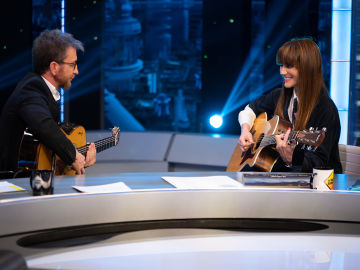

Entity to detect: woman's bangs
[276,45,298,67]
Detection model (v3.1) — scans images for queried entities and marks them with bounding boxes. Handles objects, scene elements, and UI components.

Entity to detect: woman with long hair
[238,38,342,172]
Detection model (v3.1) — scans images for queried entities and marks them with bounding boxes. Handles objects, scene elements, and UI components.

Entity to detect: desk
[1,172,359,199]
[0,172,360,270]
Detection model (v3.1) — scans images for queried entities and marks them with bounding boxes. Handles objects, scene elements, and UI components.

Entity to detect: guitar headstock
[111,127,120,145]
[295,127,326,150]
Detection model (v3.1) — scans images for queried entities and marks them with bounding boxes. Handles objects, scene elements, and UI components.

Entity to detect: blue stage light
[220,0,307,118]
[209,115,223,129]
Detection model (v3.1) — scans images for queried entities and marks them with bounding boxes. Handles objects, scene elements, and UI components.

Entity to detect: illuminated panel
[60,0,65,123]
[330,0,352,144]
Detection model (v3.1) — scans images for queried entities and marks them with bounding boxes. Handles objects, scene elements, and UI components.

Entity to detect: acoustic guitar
[226,112,326,172]
[18,125,120,175]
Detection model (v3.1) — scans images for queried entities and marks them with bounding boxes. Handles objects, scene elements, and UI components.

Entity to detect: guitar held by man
[18,125,120,175]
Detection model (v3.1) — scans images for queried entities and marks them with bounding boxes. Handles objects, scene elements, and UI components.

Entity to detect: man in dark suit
[0,29,96,177]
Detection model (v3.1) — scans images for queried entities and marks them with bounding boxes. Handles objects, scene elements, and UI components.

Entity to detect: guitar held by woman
[235,38,342,173]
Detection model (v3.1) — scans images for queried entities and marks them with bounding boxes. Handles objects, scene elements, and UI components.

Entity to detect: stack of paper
[162,176,244,189]
[0,181,25,193]
[73,182,131,193]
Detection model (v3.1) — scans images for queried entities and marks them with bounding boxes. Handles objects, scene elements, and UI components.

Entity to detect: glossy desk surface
[1,171,359,200]
[0,172,359,270]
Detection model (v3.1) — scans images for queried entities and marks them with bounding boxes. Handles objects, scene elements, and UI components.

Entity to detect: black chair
[0,250,28,270]
[0,171,15,180]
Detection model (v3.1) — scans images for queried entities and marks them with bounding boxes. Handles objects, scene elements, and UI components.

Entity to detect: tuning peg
[302,145,306,150]
[313,146,318,151]
[306,146,312,151]
[309,127,314,131]
[322,127,327,132]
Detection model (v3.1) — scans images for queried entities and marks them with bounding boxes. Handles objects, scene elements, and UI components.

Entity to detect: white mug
[312,168,334,190]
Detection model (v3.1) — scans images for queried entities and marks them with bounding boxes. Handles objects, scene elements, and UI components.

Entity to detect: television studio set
[0,0,359,269]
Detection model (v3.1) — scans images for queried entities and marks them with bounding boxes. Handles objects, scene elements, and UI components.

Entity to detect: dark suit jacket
[0,72,76,172]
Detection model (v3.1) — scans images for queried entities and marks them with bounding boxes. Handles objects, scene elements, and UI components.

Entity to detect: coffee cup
[30,170,54,196]
[311,167,334,190]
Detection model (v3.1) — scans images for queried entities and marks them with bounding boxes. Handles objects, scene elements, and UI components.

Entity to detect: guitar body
[55,125,86,175]
[35,144,54,171]
[19,125,120,176]
[226,112,291,172]
[18,135,53,171]
[19,126,86,175]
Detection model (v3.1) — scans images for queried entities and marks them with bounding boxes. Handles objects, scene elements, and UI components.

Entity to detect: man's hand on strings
[85,142,96,167]
[72,150,86,175]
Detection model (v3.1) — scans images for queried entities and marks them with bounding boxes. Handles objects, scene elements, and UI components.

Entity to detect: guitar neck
[260,129,324,148]
[77,136,117,155]
[260,131,298,147]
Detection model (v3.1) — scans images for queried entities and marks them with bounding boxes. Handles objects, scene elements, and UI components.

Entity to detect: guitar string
[78,141,115,155]
[82,137,116,150]
[260,132,297,147]
[78,137,116,150]
[78,137,118,155]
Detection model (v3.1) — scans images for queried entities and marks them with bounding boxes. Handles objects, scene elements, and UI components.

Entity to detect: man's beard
[58,78,72,90]
[60,81,71,90]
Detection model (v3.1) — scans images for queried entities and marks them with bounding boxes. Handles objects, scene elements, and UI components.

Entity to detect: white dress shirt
[41,76,60,102]
[238,89,298,129]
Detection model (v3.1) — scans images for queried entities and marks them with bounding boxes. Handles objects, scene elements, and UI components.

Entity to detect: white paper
[0,181,25,193]
[72,182,131,193]
[162,176,244,190]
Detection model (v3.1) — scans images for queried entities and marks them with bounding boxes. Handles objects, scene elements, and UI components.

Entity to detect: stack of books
[240,172,313,188]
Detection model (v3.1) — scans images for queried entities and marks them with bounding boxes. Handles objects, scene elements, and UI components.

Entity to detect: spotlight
[209,115,223,128]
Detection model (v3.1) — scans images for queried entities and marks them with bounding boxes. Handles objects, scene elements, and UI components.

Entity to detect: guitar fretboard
[260,131,298,147]
[77,136,117,155]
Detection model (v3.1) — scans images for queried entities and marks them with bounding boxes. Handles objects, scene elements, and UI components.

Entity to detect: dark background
[0,0,336,135]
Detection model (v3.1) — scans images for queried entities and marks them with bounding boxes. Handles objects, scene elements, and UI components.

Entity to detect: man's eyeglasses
[58,61,78,70]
